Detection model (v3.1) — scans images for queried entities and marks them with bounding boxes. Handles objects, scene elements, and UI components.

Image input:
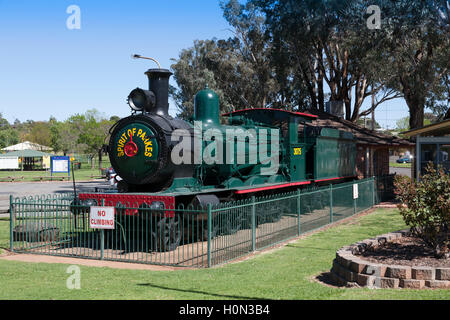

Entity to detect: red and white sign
[353,184,359,200]
[90,206,115,229]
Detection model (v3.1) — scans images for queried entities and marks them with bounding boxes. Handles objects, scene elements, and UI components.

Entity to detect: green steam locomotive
[74,65,356,251]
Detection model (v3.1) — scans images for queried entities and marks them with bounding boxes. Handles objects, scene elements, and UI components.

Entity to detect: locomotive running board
[233,180,311,195]
[314,175,356,183]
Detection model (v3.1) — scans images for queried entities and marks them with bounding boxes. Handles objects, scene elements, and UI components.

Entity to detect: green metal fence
[374,174,396,204]
[9,178,376,267]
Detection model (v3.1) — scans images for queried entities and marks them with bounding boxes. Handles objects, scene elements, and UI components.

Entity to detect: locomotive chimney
[145,68,172,116]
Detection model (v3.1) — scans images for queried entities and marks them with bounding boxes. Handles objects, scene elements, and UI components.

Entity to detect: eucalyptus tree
[252,0,403,121]
[362,0,449,129]
[170,39,231,120]
[170,0,286,119]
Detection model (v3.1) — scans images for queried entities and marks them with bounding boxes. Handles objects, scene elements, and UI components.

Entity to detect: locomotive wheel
[256,211,267,225]
[270,207,282,223]
[200,219,219,241]
[222,212,243,235]
[151,216,181,252]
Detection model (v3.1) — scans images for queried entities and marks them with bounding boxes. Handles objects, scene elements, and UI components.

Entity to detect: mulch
[358,236,450,268]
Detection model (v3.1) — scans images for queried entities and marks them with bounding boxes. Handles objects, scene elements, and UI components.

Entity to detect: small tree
[394,163,450,258]
[65,110,112,169]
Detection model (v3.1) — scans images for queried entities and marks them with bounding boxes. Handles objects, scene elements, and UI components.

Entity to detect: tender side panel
[313,130,356,181]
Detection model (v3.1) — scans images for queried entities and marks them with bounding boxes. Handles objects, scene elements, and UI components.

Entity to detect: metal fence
[374,174,396,204]
[9,178,376,268]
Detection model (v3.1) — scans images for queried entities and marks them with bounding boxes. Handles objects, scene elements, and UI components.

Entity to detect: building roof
[0,150,54,158]
[402,119,450,137]
[222,108,318,119]
[1,141,53,152]
[298,110,414,147]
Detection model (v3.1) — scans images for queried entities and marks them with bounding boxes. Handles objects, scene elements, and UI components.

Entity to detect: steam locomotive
[74,65,356,251]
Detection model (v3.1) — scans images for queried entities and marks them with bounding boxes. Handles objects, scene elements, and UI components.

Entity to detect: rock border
[330,229,450,289]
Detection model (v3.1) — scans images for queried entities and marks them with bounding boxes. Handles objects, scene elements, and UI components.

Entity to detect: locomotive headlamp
[127,88,156,112]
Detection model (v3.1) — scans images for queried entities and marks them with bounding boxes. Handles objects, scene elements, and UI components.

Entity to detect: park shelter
[0,149,54,170]
[1,141,53,152]
[402,118,450,179]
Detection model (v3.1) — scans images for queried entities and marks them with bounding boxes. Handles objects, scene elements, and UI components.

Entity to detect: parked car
[396,157,412,164]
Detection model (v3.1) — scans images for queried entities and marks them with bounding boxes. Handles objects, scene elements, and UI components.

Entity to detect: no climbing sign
[90,206,115,230]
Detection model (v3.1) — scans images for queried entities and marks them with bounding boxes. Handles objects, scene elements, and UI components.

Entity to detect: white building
[1,141,53,152]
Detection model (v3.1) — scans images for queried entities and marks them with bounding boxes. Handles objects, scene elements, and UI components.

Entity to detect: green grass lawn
[389,162,412,168]
[0,218,8,255]
[0,168,105,182]
[0,209,449,300]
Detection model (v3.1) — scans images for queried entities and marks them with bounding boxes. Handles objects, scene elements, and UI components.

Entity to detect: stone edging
[330,229,450,289]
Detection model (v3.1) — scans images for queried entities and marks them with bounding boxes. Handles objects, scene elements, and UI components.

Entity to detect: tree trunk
[351,77,369,122]
[318,65,324,112]
[371,90,376,131]
[407,101,425,130]
[299,63,317,110]
[98,149,103,170]
[403,81,426,130]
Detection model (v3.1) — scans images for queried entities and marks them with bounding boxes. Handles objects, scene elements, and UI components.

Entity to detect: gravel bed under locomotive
[73,66,357,251]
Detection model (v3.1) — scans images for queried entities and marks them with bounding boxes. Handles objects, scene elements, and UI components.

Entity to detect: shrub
[394,163,449,258]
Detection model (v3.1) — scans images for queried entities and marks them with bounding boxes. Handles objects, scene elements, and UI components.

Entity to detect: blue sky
[0,0,409,129]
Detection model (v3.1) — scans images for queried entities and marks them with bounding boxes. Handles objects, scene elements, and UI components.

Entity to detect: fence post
[100,199,105,260]
[372,176,376,206]
[297,189,301,235]
[251,196,256,252]
[329,184,333,223]
[207,203,212,268]
[9,195,13,252]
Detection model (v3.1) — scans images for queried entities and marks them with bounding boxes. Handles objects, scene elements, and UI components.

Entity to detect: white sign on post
[90,206,115,229]
[0,157,19,170]
[53,159,69,172]
[353,184,359,200]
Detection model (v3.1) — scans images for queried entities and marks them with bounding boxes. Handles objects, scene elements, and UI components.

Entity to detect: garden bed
[360,236,450,268]
[329,229,450,289]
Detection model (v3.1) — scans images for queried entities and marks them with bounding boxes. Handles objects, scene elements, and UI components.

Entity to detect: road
[0,180,111,216]
[389,166,412,178]
[389,155,412,178]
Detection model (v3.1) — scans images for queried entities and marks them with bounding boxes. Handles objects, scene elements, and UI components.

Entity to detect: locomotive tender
[75,65,357,251]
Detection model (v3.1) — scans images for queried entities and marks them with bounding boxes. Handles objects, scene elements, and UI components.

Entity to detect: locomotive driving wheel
[200,219,219,241]
[222,212,244,235]
[151,215,181,252]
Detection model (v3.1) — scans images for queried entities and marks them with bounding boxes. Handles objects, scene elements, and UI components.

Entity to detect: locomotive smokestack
[145,68,172,116]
